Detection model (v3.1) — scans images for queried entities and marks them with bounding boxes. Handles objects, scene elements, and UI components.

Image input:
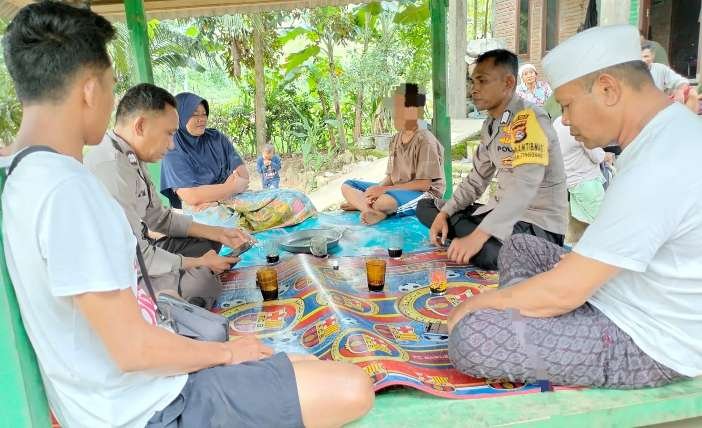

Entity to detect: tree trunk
[318,89,337,150]
[473,0,478,38]
[325,37,347,152]
[229,39,241,79]
[252,14,267,154]
[353,31,370,144]
[483,0,490,38]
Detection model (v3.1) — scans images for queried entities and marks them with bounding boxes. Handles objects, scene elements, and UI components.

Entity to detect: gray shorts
[146,352,303,428]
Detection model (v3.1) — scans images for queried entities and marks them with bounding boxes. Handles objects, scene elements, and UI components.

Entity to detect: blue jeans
[343,179,424,217]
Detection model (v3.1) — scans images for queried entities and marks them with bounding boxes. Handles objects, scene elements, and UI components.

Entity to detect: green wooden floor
[349,377,702,428]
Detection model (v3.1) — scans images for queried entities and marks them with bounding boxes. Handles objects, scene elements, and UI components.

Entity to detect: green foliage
[0,19,21,146]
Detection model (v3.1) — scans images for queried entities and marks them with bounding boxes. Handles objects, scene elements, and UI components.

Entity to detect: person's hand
[199,250,239,273]
[447,231,489,265]
[224,336,274,364]
[429,212,450,246]
[364,185,386,202]
[216,227,254,250]
[191,202,217,212]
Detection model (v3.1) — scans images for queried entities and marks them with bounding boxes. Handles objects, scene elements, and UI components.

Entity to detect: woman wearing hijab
[161,93,249,209]
[515,63,553,106]
[162,92,316,232]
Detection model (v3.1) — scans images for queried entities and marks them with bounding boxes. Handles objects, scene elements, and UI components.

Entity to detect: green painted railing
[0,172,51,428]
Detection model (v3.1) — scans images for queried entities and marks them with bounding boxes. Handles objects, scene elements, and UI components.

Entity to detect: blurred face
[83,66,116,146]
[263,149,273,160]
[186,103,208,136]
[470,59,515,113]
[641,48,654,66]
[521,69,537,86]
[392,94,419,132]
[131,105,178,162]
[555,78,620,149]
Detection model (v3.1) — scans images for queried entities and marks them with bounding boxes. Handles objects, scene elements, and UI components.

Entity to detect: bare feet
[360,209,387,225]
[340,202,357,211]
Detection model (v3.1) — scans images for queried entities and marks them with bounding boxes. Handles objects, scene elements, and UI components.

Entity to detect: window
[544,0,559,52]
[518,0,530,55]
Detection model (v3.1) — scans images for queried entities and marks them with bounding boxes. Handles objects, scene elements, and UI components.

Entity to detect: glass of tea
[387,234,403,258]
[428,262,447,295]
[265,239,280,264]
[366,258,387,292]
[256,267,279,301]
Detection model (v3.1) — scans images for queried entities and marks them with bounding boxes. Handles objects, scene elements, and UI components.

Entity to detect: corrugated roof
[0,0,371,21]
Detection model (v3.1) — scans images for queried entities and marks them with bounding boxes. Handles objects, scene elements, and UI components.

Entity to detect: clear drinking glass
[310,235,328,258]
[428,262,448,295]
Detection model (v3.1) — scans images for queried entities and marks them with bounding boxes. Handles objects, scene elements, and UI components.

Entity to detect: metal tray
[279,228,343,254]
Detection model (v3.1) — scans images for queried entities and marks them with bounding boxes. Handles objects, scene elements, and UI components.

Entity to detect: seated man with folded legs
[341,83,445,225]
[86,84,252,309]
[2,4,374,427]
[417,49,567,270]
[448,25,702,389]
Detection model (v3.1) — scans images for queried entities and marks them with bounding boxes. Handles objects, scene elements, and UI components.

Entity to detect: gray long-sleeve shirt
[85,131,193,276]
[439,95,568,240]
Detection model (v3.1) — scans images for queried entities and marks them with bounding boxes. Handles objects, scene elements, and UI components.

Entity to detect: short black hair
[394,83,426,107]
[2,1,115,103]
[641,43,653,52]
[116,84,177,123]
[579,60,654,91]
[475,49,519,78]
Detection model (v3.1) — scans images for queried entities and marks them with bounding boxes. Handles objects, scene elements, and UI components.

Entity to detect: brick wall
[493,0,588,73]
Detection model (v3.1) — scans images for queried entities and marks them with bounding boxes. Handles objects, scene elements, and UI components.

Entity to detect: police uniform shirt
[85,131,193,276]
[440,95,568,241]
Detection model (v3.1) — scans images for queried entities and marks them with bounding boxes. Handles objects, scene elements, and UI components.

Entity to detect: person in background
[160,92,250,209]
[641,43,699,113]
[257,143,282,189]
[553,116,606,225]
[640,30,670,65]
[516,63,553,106]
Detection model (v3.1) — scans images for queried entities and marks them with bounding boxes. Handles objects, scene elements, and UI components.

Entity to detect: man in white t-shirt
[1,3,373,427]
[446,25,701,388]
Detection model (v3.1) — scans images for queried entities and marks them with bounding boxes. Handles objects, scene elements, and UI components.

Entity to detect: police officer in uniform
[416,49,567,270]
[85,84,251,308]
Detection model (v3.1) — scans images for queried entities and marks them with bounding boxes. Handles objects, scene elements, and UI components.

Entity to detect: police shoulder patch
[501,108,549,167]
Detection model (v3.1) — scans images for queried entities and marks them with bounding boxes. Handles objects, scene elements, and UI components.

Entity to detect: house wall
[494,0,588,73]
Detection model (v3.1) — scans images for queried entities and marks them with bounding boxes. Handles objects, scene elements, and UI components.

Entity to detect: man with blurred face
[85,83,253,309]
[418,49,567,270]
[447,25,702,389]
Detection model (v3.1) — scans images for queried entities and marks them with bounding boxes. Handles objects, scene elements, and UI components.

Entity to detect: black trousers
[415,198,564,270]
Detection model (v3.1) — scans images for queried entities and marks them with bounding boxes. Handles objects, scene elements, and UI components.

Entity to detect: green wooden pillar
[123,0,169,205]
[430,0,453,199]
[124,0,153,84]
[0,173,51,428]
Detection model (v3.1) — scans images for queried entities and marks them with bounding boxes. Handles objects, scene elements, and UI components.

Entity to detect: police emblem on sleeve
[499,109,549,167]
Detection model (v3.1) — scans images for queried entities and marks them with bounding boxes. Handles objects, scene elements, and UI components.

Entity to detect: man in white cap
[447,25,702,388]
